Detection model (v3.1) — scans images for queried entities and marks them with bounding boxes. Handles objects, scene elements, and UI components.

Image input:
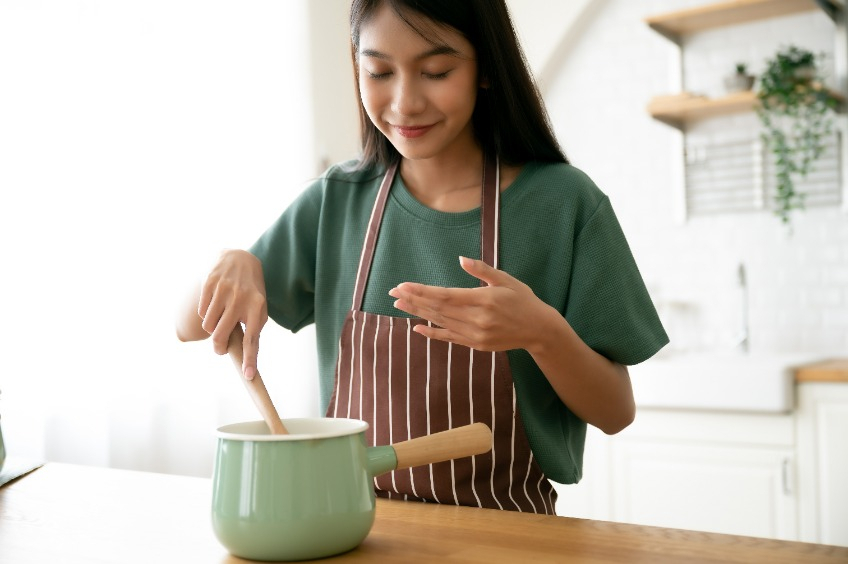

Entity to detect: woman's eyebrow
[360,44,461,61]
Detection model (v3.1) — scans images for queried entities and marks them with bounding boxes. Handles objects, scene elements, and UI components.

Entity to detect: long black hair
[349,0,568,169]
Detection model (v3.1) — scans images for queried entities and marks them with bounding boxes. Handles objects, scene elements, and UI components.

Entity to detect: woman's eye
[363,68,451,80]
[366,70,392,80]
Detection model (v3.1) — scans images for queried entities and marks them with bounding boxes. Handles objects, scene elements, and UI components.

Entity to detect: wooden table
[1,463,846,563]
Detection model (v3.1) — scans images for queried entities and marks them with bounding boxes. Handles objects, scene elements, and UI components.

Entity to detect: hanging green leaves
[756,45,839,226]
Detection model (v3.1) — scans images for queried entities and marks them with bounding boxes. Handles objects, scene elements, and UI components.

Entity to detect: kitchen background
[1,0,845,546]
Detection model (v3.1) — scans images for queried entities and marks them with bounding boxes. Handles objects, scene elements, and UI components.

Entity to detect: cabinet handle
[782,458,793,496]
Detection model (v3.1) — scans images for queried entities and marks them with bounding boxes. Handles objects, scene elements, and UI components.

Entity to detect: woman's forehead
[357,4,473,59]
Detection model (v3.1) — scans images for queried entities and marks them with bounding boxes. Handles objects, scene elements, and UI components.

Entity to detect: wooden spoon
[227,325,288,435]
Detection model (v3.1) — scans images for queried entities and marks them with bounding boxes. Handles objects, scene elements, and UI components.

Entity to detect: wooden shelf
[645,0,820,43]
[648,89,844,130]
[647,90,759,129]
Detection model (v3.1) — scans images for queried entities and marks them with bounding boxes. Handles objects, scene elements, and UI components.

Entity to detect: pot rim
[216,417,369,442]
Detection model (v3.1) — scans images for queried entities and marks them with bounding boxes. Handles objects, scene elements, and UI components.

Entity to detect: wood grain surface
[1,463,846,563]
[795,359,848,383]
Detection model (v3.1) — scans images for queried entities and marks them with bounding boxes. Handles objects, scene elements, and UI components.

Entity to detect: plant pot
[793,65,816,82]
[724,73,756,93]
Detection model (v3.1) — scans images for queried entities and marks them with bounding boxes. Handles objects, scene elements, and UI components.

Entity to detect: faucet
[733,263,749,353]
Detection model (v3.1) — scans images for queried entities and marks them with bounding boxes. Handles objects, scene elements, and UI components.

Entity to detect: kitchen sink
[628,351,821,413]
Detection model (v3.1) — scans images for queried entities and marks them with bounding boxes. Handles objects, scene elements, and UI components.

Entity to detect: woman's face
[357,5,481,163]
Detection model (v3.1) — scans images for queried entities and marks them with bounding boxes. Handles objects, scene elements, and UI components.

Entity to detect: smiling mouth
[393,124,434,139]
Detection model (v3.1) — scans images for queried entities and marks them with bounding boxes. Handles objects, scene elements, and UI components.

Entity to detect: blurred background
[1,0,845,546]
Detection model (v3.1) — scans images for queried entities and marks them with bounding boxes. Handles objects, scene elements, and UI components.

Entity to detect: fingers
[389,257,536,352]
[208,304,267,359]
[196,250,269,359]
[389,283,490,346]
[412,323,480,350]
[224,321,263,382]
[459,256,513,287]
[203,285,238,355]
[210,312,240,356]
[197,276,215,323]
[389,282,471,325]
[241,322,261,381]
[199,269,233,351]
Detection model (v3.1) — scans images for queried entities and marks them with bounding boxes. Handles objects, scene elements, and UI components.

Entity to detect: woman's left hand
[388,256,556,352]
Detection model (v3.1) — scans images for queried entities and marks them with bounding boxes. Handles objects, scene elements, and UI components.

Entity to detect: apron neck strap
[480,153,499,273]
[351,155,500,310]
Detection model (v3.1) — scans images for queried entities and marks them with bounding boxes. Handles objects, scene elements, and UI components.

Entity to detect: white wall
[307,0,360,172]
[505,0,594,86]
[541,0,848,355]
[0,0,323,476]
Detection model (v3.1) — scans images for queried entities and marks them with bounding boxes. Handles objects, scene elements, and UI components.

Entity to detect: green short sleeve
[564,197,668,365]
[249,182,323,333]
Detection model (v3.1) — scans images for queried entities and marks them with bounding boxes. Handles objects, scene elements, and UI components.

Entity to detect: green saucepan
[211,417,492,561]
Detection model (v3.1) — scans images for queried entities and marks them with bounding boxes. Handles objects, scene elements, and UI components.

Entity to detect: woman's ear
[479,76,490,89]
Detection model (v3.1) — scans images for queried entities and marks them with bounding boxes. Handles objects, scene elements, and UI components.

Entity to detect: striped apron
[326,156,557,514]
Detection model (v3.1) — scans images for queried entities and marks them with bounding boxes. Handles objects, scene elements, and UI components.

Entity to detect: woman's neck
[399,152,523,213]
[400,151,484,212]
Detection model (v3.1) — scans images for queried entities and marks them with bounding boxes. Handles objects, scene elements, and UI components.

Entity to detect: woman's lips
[394,124,434,139]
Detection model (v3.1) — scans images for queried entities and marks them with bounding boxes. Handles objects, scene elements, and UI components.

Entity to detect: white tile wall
[543,0,848,355]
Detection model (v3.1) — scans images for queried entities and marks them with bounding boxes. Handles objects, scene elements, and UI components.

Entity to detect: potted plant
[756,45,839,226]
[724,62,756,93]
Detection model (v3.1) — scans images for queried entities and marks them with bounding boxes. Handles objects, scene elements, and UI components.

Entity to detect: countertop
[1,463,846,563]
[795,359,848,383]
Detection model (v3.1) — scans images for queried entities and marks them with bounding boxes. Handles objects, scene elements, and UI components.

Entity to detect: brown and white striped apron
[326,156,557,514]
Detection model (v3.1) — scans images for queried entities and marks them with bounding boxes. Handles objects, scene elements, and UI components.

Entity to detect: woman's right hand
[198,249,268,380]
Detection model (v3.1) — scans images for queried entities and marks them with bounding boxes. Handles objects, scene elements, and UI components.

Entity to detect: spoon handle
[227,326,288,435]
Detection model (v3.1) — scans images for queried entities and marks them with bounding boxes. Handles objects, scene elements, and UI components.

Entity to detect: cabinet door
[797,383,848,546]
[611,440,797,540]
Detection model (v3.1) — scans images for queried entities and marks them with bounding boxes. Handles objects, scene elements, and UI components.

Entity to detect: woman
[177,0,668,514]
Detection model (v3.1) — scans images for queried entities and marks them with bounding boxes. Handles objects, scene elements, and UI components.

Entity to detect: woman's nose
[391,76,426,116]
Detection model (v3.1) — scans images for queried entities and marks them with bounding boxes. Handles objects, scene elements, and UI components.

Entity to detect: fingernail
[244,367,256,381]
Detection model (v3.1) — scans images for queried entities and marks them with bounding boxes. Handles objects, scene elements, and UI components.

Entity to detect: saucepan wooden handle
[392,422,492,470]
[227,325,288,435]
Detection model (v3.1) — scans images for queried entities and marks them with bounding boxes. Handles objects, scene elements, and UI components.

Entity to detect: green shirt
[250,160,668,483]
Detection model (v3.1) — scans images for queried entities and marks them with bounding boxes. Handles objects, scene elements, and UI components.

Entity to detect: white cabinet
[610,438,796,540]
[796,383,848,546]
[556,410,799,541]
[556,392,848,546]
